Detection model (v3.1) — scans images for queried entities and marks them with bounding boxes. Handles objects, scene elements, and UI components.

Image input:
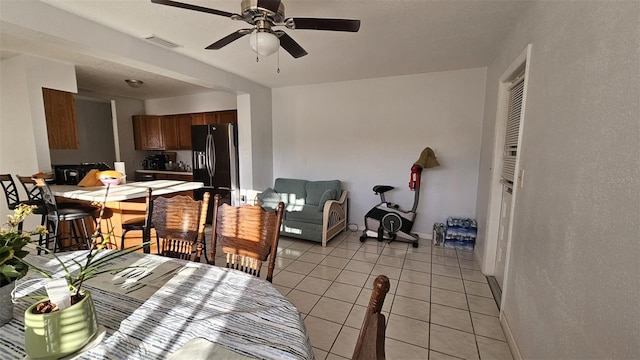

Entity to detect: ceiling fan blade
[256,0,281,13]
[276,32,308,58]
[286,17,361,32]
[151,0,240,19]
[206,29,253,50]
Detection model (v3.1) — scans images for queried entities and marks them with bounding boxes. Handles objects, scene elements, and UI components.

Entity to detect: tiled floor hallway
[268,231,514,360]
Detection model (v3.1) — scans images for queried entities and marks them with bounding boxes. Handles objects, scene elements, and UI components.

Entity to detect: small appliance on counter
[140,154,169,170]
[53,162,111,185]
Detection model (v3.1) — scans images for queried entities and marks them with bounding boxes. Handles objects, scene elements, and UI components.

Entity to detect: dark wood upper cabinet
[133,115,164,150]
[132,110,236,151]
[42,88,79,149]
[176,114,192,149]
[215,110,237,124]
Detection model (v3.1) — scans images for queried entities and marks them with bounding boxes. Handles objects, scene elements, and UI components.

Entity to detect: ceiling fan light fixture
[249,31,279,57]
[125,79,144,88]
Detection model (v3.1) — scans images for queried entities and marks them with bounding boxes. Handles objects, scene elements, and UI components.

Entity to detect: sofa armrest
[321,190,348,246]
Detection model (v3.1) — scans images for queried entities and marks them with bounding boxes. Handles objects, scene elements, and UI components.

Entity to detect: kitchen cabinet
[215,110,237,124]
[162,115,191,150]
[132,110,236,151]
[42,88,79,149]
[133,115,164,150]
[154,172,193,181]
[191,111,236,125]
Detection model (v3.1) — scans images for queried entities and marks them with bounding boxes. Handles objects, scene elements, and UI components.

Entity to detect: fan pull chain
[277,49,280,73]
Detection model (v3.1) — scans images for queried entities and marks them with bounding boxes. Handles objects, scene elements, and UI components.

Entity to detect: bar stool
[1,174,22,212]
[120,188,158,253]
[33,178,97,252]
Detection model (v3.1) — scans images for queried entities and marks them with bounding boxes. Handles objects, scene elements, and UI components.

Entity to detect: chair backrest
[352,275,390,360]
[152,192,209,262]
[33,177,58,215]
[16,175,43,203]
[210,193,285,282]
[0,174,20,210]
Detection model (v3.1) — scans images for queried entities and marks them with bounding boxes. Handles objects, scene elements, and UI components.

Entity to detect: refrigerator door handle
[206,134,214,179]
[209,133,217,179]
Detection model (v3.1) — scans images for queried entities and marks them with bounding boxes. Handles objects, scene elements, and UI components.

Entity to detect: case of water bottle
[443,217,477,250]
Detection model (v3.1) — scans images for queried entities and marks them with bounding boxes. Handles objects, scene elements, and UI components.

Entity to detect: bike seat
[373,185,394,194]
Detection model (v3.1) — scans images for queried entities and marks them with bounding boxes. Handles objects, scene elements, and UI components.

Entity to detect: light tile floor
[248,231,514,360]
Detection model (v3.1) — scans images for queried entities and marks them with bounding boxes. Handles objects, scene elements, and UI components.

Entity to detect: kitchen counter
[50,180,203,202]
[51,180,204,250]
[136,169,193,176]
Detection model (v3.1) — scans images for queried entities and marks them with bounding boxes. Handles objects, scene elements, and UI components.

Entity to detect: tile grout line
[458,249,483,360]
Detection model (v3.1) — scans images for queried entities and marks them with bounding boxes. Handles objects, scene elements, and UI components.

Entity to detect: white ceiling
[1,0,532,100]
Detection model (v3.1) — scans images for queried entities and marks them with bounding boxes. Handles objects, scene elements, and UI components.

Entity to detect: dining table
[0,250,314,359]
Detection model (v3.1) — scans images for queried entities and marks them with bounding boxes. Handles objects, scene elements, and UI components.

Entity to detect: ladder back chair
[33,178,97,252]
[352,275,390,360]
[209,194,285,282]
[120,188,158,253]
[153,192,210,262]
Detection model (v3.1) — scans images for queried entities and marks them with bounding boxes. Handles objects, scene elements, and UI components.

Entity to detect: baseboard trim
[500,312,523,360]
[487,276,502,309]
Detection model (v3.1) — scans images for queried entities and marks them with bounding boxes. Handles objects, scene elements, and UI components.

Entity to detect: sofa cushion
[274,178,308,207]
[285,205,323,223]
[305,180,341,206]
[318,189,336,209]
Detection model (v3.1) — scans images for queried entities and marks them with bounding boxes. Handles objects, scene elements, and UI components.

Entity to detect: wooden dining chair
[209,194,285,282]
[352,275,390,360]
[153,192,210,262]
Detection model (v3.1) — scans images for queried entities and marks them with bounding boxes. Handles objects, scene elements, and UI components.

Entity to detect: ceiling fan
[151,0,361,58]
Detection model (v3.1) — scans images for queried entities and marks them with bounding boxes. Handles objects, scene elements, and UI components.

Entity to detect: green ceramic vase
[0,282,14,325]
[24,290,98,359]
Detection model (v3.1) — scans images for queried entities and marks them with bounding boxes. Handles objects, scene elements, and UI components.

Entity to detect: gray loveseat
[257,178,348,246]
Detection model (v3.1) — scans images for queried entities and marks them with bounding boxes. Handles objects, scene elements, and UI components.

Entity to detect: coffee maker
[141,154,168,170]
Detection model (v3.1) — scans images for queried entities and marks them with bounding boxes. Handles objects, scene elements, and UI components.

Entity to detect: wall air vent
[143,34,182,49]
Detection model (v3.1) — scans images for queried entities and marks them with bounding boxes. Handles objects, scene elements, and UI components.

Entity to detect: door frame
[482,44,532,300]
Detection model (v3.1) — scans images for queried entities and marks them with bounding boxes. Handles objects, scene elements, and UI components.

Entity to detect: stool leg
[80,218,91,249]
[52,219,61,252]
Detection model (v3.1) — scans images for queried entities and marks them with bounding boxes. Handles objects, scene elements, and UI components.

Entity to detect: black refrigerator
[191,123,239,222]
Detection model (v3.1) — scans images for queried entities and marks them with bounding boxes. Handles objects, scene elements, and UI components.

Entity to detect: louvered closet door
[502,77,524,189]
[496,74,525,290]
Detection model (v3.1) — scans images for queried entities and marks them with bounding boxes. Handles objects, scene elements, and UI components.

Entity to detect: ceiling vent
[143,34,182,49]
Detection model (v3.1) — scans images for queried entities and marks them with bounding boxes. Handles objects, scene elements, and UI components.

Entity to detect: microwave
[53,163,111,185]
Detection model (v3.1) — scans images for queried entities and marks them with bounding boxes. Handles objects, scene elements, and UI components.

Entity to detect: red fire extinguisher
[409,164,422,191]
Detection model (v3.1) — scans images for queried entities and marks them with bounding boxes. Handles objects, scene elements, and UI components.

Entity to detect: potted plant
[0,204,46,325]
[19,184,147,359]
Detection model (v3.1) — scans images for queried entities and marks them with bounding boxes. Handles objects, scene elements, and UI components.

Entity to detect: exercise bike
[360,147,439,248]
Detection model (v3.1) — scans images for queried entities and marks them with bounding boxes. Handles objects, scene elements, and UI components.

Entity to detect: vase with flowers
[16,182,147,359]
[0,204,46,325]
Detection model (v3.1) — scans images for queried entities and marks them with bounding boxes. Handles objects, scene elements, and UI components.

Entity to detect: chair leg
[121,229,130,250]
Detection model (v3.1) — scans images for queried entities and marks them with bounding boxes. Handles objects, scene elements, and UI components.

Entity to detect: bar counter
[50,180,203,202]
[51,180,204,250]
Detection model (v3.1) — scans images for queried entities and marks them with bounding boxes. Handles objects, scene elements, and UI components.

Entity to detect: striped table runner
[0,251,314,360]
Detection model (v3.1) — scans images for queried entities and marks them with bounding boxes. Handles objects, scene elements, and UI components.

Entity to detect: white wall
[0,55,77,225]
[273,68,486,235]
[475,2,640,358]
[144,91,237,115]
